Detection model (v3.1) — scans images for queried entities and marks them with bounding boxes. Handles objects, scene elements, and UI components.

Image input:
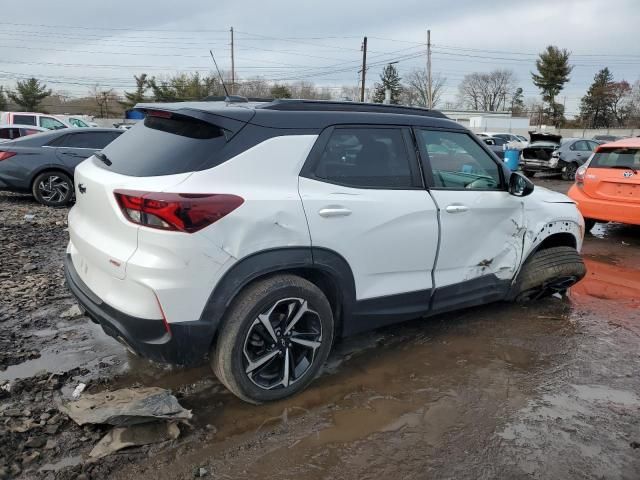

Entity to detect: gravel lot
[0,179,639,480]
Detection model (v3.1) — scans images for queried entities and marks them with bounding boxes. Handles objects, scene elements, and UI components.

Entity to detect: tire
[562,162,578,181]
[513,246,586,302]
[210,274,334,404]
[32,171,74,207]
[584,218,596,233]
[522,170,535,178]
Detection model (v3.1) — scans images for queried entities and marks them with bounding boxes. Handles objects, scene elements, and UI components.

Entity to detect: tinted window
[574,140,591,151]
[0,128,19,139]
[100,114,229,177]
[40,117,67,130]
[59,132,121,149]
[590,148,640,169]
[13,114,37,126]
[312,128,414,189]
[416,130,502,190]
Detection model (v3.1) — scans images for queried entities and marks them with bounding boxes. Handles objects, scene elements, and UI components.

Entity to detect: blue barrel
[504,149,520,171]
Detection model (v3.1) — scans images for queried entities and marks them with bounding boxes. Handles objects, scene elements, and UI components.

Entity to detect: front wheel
[32,171,73,207]
[513,246,586,302]
[211,275,334,404]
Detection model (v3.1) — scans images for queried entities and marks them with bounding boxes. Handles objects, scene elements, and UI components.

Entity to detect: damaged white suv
[64,100,586,403]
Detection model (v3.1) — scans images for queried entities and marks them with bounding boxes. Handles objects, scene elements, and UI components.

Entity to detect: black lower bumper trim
[64,254,213,365]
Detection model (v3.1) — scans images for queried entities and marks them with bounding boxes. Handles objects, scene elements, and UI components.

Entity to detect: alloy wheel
[243,297,322,390]
[38,175,70,203]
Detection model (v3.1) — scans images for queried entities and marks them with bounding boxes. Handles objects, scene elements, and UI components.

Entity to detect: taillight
[0,151,16,161]
[575,166,588,186]
[114,190,244,233]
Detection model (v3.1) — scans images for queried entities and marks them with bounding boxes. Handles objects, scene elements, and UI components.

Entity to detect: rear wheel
[32,171,73,207]
[562,162,578,181]
[584,218,596,233]
[513,246,586,302]
[211,275,334,404]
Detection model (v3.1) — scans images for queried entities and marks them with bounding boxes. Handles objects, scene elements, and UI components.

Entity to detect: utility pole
[360,36,367,102]
[427,29,432,109]
[230,26,235,95]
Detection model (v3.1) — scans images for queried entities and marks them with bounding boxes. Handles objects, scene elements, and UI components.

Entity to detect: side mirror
[509,172,534,197]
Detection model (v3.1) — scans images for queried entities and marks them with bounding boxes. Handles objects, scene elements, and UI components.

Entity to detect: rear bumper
[64,254,214,365]
[520,158,561,173]
[568,185,640,226]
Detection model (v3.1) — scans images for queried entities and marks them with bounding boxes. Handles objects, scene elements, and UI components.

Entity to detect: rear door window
[13,114,37,126]
[308,127,418,189]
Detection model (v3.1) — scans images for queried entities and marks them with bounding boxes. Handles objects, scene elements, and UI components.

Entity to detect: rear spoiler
[133,103,255,138]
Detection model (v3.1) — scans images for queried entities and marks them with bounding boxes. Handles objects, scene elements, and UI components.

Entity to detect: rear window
[99,113,229,177]
[13,114,37,126]
[590,148,640,169]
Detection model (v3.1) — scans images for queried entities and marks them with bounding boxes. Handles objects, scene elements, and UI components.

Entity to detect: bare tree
[90,85,118,118]
[340,85,362,101]
[288,81,332,100]
[236,77,272,98]
[458,69,516,111]
[401,69,446,108]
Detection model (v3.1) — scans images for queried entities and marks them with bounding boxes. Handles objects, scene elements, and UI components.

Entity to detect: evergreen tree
[8,78,52,111]
[270,84,292,99]
[372,64,403,104]
[510,87,525,115]
[121,74,148,109]
[531,46,573,126]
[580,68,615,128]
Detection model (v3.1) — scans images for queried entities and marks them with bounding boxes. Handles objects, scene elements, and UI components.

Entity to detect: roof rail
[259,99,447,118]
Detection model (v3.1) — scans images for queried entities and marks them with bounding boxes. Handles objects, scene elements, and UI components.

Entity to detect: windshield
[590,148,640,169]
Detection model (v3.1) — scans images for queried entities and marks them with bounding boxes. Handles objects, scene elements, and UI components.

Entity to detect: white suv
[64,100,586,403]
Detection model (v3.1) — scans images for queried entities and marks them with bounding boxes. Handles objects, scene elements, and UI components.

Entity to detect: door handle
[318,207,352,218]
[445,204,469,214]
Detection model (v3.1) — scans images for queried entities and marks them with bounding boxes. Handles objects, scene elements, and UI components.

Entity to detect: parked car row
[0,127,123,206]
[0,112,98,135]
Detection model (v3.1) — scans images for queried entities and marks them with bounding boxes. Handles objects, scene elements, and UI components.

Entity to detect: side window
[587,141,599,151]
[576,140,591,151]
[58,132,117,149]
[13,114,37,126]
[416,130,502,190]
[311,128,416,189]
[40,117,67,130]
[69,118,89,127]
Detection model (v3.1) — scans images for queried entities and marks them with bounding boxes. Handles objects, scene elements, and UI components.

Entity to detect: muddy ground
[0,178,639,480]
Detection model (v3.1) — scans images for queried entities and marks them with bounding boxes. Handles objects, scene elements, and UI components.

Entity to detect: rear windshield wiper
[607,164,638,173]
[94,151,112,166]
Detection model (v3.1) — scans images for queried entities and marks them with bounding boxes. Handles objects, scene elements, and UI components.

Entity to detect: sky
[1,0,639,117]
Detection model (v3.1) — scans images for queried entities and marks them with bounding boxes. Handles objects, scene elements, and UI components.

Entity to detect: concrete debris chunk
[89,422,180,458]
[71,383,86,399]
[60,304,83,319]
[58,387,192,426]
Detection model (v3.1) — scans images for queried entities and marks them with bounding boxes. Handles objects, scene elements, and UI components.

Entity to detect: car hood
[533,186,575,204]
[529,131,562,144]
